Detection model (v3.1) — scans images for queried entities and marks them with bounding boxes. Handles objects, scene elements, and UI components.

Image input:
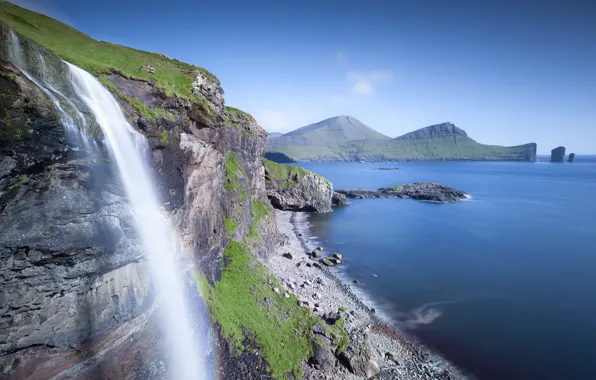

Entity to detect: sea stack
[551,146,566,162]
[568,153,576,162]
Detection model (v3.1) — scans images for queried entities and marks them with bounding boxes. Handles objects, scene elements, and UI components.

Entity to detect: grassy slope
[264,158,330,189]
[0,0,264,130]
[196,240,316,379]
[268,135,536,162]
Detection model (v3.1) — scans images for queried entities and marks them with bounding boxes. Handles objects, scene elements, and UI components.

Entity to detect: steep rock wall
[0,23,280,378]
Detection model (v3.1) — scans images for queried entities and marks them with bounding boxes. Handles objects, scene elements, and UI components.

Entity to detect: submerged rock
[336,182,468,203]
[551,146,566,162]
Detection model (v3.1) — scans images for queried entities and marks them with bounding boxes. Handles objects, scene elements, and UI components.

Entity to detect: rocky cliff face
[551,146,566,162]
[1,23,279,378]
[264,159,333,213]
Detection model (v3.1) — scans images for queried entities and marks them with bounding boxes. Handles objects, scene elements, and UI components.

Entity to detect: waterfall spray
[7,28,206,380]
[67,63,205,380]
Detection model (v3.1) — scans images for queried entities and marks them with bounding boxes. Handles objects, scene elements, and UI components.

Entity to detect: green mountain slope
[266,121,537,162]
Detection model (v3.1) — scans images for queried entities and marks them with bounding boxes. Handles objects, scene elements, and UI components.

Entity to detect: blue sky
[10,0,596,153]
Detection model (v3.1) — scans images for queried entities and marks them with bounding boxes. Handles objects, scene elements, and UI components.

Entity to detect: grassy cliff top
[0,1,217,101]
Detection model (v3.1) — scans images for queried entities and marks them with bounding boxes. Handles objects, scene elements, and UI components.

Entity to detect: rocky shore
[263,210,467,379]
[336,182,469,203]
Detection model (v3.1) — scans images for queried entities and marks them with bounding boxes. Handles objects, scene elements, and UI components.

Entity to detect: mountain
[266,120,537,162]
[265,115,390,162]
[266,132,284,140]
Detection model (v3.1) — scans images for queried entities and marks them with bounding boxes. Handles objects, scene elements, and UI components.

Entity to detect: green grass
[247,200,270,241]
[98,76,175,122]
[389,185,401,190]
[223,153,247,200]
[224,218,237,238]
[0,1,217,101]
[226,106,254,121]
[159,130,169,144]
[264,159,308,181]
[0,2,255,122]
[196,241,316,378]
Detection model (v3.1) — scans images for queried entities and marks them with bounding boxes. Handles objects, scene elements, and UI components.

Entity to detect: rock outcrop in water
[332,191,351,206]
[551,146,566,162]
[264,158,333,212]
[336,182,468,203]
[568,153,576,162]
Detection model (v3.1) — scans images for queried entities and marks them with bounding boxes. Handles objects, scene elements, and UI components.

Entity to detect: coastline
[264,210,469,380]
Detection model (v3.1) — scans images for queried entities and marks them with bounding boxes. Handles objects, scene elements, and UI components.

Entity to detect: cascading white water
[7,28,206,378]
[66,63,205,380]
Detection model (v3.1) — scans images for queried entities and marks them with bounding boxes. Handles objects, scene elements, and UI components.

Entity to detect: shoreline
[264,210,469,380]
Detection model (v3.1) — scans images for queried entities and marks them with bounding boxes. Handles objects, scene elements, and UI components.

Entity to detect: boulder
[313,262,323,269]
[322,258,335,266]
[333,252,343,260]
[568,153,576,162]
[551,146,566,162]
[281,252,293,260]
[339,334,381,379]
[311,250,322,258]
[317,246,324,251]
[309,336,336,371]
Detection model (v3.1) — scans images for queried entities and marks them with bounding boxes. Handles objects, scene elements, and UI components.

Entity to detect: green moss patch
[197,241,316,378]
[264,158,317,190]
[224,218,237,239]
[247,200,271,241]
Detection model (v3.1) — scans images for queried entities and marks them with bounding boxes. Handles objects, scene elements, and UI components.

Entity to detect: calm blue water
[300,157,596,380]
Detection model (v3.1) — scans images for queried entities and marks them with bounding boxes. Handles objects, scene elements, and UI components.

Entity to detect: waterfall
[67,63,205,380]
[7,29,206,379]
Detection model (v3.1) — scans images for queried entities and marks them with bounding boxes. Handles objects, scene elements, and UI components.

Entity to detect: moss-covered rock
[264,159,333,213]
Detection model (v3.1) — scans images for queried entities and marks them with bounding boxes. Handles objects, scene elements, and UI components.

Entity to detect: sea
[297,155,596,380]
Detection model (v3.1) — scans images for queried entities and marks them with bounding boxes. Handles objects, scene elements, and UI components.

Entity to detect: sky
[9,0,596,153]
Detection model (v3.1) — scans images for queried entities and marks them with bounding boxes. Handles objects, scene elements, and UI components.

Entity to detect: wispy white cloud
[336,51,347,63]
[347,70,393,96]
[257,110,290,132]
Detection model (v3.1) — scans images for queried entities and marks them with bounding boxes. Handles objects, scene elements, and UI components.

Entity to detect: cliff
[266,119,537,162]
[551,146,566,162]
[264,159,333,213]
[0,5,324,378]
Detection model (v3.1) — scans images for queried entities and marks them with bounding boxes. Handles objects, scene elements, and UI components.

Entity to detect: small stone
[313,292,321,300]
[297,233,303,237]
[284,293,290,298]
[306,262,313,267]
[370,308,376,314]
[353,280,360,284]
[316,277,325,285]
[273,287,280,294]
[316,246,323,251]
[311,250,321,258]
[333,252,343,260]
[385,352,402,365]
[282,252,293,260]
[313,262,323,269]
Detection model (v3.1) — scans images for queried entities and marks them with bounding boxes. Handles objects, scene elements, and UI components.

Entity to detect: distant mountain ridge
[266,117,537,162]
